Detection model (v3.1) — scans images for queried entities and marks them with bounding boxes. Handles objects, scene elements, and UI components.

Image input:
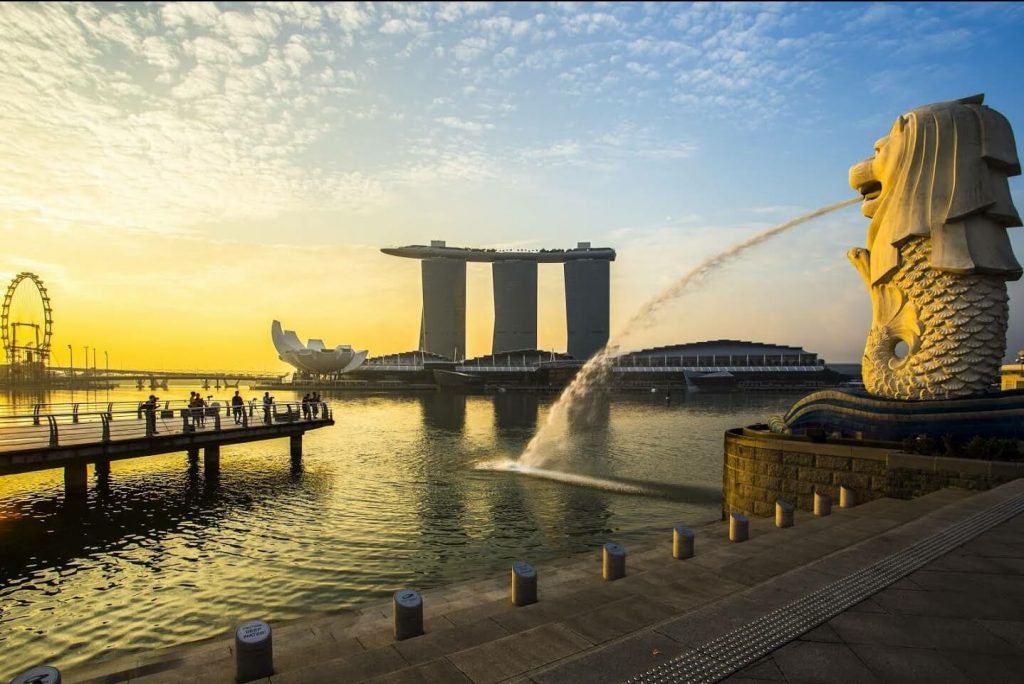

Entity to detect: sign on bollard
[393,589,424,640]
[235,619,273,683]
[10,666,61,684]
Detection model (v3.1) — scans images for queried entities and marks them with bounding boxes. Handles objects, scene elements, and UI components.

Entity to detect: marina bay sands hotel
[381,240,616,361]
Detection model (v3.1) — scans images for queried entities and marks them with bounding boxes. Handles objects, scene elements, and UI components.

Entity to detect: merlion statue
[847,94,1022,400]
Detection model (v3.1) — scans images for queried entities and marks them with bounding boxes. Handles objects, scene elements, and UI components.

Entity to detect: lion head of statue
[848,94,1023,286]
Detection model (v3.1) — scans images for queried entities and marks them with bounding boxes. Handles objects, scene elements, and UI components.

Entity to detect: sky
[3,1,1024,372]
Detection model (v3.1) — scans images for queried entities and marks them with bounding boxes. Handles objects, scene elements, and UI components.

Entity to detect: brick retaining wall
[723,428,1024,518]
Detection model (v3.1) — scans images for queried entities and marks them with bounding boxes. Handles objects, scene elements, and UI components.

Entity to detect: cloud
[436,116,495,133]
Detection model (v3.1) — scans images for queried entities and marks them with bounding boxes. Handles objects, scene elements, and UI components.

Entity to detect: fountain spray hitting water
[518,197,860,469]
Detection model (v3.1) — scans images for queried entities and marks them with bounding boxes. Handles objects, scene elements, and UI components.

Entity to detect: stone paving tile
[871,586,1024,621]
[771,640,882,683]
[447,623,593,684]
[560,596,676,645]
[489,583,635,634]
[391,618,510,665]
[976,619,1024,651]
[726,655,785,680]
[527,628,684,684]
[353,615,457,651]
[842,596,890,614]
[941,650,1024,681]
[848,644,971,683]
[798,622,844,643]
[362,658,472,684]
[268,645,408,684]
[653,595,769,647]
[828,612,1020,654]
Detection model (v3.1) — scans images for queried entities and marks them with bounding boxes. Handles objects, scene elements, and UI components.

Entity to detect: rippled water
[0,387,803,675]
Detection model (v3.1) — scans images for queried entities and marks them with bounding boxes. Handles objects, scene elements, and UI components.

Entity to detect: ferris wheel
[1,272,53,366]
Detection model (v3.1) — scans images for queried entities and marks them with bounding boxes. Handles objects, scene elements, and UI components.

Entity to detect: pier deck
[0,400,333,493]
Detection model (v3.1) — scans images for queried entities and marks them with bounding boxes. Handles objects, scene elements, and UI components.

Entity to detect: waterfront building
[382,240,616,361]
[1000,350,1024,390]
[271,320,368,377]
[345,339,839,391]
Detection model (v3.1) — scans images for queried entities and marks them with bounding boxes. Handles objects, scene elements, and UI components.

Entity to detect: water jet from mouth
[519,197,860,472]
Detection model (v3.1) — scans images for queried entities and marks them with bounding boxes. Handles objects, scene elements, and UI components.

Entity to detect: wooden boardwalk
[0,400,333,495]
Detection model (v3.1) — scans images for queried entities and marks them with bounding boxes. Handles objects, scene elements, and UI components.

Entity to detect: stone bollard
[672,526,694,560]
[814,491,832,517]
[602,543,626,580]
[511,561,537,606]
[776,500,795,529]
[729,512,749,542]
[10,666,61,684]
[393,589,424,640]
[840,486,857,509]
[235,620,273,683]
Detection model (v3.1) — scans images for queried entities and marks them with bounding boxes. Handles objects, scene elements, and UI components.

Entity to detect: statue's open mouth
[858,180,882,201]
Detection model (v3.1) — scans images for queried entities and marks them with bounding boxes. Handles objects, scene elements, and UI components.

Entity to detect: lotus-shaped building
[271,320,368,375]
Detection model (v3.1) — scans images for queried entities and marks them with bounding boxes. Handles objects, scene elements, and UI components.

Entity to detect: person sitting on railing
[231,390,244,424]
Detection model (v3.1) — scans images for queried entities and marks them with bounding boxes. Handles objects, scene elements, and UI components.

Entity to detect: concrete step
[66,486,1009,684]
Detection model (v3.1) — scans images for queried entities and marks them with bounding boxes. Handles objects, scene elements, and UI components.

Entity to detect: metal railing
[0,400,331,452]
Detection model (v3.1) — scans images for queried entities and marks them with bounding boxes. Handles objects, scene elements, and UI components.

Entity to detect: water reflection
[0,387,806,675]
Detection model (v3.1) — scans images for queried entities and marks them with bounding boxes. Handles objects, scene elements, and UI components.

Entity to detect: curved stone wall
[723,427,1024,518]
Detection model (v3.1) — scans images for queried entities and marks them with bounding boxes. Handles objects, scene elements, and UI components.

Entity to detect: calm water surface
[0,387,805,675]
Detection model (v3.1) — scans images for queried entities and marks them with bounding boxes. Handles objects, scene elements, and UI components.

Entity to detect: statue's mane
[868,94,1023,284]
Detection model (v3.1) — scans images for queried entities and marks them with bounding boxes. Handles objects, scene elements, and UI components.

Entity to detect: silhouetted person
[231,390,244,424]
[188,392,200,429]
[263,391,273,424]
[144,394,159,435]
[311,392,320,419]
[301,393,312,420]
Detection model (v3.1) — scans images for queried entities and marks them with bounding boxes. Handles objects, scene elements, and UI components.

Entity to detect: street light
[84,346,89,376]
[68,344,74,386]
[104,350,108,374]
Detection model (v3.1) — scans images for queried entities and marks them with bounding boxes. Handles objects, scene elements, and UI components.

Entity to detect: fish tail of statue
[860,238,1009,399]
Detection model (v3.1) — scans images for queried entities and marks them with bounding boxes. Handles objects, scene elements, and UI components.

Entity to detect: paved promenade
[60,479,1024,684]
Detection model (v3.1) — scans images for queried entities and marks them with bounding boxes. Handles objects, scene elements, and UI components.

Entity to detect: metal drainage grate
[625,495,1024,684]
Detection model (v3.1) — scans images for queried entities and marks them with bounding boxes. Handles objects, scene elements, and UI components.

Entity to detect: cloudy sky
[3,1,1024,371]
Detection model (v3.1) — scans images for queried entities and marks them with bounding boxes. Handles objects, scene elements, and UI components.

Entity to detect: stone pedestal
[602,543,626,580]
[672,527,694,559]
[393,589,424,640]
[729,512,749,542]
[511,561,537,606]
[235,620,273,682]
[840,486,857,508]
[776,501,794,528]
[814,492,832,516]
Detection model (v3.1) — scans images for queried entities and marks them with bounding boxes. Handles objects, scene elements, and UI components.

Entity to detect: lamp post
[68,344,74,387]
[104,350,108,374]
[92,348,96,374]
[84,346,89,377]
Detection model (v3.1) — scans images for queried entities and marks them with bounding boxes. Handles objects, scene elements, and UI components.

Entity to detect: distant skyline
[3,2,1024,371]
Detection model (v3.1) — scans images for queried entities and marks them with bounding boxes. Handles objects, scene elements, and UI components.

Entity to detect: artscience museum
[271,320,368,376]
